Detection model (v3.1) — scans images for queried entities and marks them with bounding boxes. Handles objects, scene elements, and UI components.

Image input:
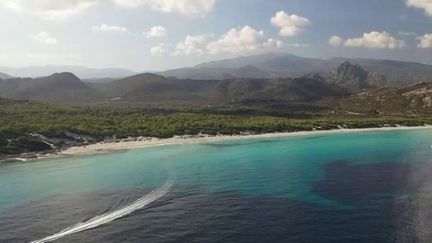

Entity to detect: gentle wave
[31,179,174,243]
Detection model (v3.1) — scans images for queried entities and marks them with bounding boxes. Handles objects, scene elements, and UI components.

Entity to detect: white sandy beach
[61,125,432,156]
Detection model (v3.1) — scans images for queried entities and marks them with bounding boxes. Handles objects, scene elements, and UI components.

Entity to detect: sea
[1,128,432,242]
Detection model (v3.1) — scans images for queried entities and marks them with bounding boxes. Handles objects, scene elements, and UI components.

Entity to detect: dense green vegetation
[1,98,431,157]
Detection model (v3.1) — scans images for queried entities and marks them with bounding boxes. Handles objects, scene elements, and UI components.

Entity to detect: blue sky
[0,0,432,71]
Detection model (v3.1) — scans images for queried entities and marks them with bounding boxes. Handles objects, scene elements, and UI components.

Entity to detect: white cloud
[328,35,344,46]
[173,28,284,56]
[174,35,207,56]
[144,26,167,38]
[271,11,309,37]
[30,31,58,45]
[92,24,127,32]
[150,43,167,56]
[0,0,100,21]
[406,0,432,16]
[114,0,216,17]
[344,31,405,49]
[207,26,283,55]
[418,33,432,48]
[263,38,284,49]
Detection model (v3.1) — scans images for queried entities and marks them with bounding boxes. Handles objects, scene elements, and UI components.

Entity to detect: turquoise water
[1,128,432,242]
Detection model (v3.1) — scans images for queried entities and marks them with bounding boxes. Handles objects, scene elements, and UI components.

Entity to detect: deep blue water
[1,128,432,242]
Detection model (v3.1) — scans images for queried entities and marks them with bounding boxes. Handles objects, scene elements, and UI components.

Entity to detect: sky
[1,0,432,71]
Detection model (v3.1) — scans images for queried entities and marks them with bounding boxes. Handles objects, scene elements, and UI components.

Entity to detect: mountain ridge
[159,53,432,87]
[0,65,136,80]
[1,58,432,116]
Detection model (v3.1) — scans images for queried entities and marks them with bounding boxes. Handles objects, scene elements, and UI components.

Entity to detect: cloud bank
[406,0,432,16]
[330,31,405,49]
[114,0,216,17]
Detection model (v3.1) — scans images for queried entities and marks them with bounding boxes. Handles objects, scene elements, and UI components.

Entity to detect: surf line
[31,178,174,243]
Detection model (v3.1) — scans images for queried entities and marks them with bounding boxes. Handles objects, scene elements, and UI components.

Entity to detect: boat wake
[31,178,174,243]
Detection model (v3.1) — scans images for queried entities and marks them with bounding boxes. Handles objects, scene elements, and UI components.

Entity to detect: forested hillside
[1,97,431,159]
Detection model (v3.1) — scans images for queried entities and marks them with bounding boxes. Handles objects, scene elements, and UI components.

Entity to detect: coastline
[2,125,431,163]
[59,125,432,157]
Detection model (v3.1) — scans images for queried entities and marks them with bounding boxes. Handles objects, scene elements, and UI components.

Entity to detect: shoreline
[59,125,432,157]
[2,125,431,163]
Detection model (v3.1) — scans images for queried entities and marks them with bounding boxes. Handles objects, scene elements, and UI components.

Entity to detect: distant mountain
[0,66,136,79]
[159,53,432,87]
[159,53,326,80]
[83,78,115,84]
[3,57,432,116]
[1,70,342,106]
[92,73,217,102]
[89,71,343,106]
[327,62,387,92]
[0,72,14,79]
[195,53,326,74]
[326,58,432,87]
[0,72,99,102]
[208,76,344,105]
[158,65,272,80]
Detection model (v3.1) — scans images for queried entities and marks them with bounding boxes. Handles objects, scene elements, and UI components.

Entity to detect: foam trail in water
[31,179,173,243]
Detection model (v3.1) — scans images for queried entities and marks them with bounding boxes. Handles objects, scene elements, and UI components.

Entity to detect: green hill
[0,72,100,102]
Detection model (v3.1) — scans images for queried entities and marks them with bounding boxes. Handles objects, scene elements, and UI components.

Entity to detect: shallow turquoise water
[1,129,431,212]
[1,128,432,242]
